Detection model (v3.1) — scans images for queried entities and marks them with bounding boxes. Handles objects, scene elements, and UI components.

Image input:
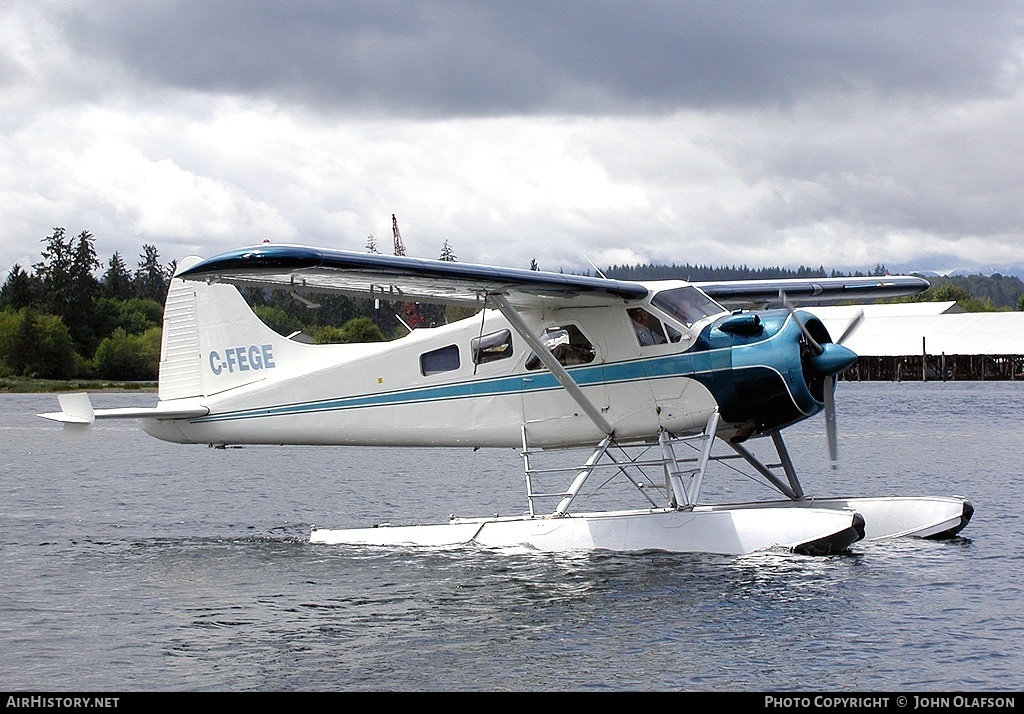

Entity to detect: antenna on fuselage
[583,255,608,279]
[395,313,413,334]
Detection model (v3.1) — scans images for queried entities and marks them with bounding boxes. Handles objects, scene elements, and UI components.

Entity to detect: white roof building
[807,302,1024,357]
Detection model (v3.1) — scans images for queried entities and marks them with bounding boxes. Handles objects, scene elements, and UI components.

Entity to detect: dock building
[808,302,1024,381]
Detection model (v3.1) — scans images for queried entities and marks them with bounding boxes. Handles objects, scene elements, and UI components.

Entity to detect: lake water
[1,383,1022,692]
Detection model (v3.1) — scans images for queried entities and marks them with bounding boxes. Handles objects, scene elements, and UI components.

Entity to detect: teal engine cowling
[691,309,856,438]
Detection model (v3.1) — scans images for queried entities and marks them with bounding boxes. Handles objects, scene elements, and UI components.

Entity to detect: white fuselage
[141,281,720,448]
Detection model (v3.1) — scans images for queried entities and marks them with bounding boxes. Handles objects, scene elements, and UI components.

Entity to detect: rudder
[158,256,298,400]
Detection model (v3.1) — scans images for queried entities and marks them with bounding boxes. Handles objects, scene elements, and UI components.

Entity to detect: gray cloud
[59,1,1024,116]
[2,1,1022,279]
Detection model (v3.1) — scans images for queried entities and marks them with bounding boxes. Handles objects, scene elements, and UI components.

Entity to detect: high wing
[177,244,648,308]
[178,244,930,308]
[694,276,930,305]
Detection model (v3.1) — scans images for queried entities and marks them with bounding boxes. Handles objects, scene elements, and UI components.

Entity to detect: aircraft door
[518,324,609,446]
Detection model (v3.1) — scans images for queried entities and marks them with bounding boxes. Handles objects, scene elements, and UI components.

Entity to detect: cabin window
[652,287,726,326]
[627,307,669,346]
[525,325,596,371]
[420,344,460,376]
[472,329,514,365]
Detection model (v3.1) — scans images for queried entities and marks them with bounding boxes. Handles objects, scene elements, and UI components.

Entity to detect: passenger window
[472,329,514,365]
[525,325,596,370]
[420,344,460,375]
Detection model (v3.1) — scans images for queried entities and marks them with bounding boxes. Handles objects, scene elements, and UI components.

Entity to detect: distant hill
[604,263,837,282]
[923,273,1024,310]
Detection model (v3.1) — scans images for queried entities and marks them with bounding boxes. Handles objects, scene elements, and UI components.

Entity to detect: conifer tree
[33,227,74,316]
[102,252,134,300]
[135,244,169,303]
[0,265,38,310]
[32,228,101,354]
[439,240,457,262]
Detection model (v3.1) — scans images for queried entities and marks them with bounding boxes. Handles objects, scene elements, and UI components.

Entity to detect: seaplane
[39,243,974,555]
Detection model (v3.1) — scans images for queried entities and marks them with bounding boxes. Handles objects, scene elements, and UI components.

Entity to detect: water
[1,383,1022,692]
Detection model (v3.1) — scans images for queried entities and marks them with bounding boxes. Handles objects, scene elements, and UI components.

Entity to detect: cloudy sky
[2,1,1022,280]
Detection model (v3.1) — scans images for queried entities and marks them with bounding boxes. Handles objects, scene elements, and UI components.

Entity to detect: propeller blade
[779,290,823,355]
[835,309,865,345]
[824,374,839,469]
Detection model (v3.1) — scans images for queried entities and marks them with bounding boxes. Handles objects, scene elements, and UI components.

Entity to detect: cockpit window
[627,307,668,346]
[525,324,596,370]
[652,287,726,326]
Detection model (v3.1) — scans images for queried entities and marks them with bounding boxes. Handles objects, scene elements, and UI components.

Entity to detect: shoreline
[0,378,157,394]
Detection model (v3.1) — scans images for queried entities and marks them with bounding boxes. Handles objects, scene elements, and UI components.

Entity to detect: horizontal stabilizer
[38,393,95,424]
[37,393,209,423]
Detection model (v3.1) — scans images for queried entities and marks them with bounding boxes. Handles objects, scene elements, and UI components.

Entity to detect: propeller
[779,291,863,469]
[834,309,864,345]
[779,290,824,356]
[822,310,863,468]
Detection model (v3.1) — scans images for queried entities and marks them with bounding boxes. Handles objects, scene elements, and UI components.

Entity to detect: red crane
[390,214,425,329]
[392,214,406,256]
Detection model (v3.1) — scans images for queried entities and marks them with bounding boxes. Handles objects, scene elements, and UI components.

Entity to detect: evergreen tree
[71,231,101,295]
[0,265,38,310]
[102,252,135,300]
[33,227,74,316]
[135,244,169,303]
[33,228,101,354]
[69,231,101,350]
[439,240,457,262]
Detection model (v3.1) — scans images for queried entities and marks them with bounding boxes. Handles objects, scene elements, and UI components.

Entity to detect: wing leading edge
[177,244,649,308]
[694,276,931,304]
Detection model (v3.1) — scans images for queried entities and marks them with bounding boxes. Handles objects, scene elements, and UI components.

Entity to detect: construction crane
[392,214,406,256]
[390,214,425,329]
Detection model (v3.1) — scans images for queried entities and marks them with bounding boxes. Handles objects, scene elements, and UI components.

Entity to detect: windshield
[651,286,727,326]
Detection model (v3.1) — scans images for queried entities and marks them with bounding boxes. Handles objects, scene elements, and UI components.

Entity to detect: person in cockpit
[628,308,666,346]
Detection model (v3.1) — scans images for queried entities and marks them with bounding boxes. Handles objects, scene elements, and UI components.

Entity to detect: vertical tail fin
[158,257,204,400]
[158,257,301,401]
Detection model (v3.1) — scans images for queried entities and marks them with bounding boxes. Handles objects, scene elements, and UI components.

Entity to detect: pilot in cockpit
[628,308,666,346]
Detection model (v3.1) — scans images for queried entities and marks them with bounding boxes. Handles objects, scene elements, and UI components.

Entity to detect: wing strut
[489,293,614,437]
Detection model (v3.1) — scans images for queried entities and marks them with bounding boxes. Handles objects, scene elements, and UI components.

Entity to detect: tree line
[1,229,175,380]
[0,229,463,381]
[3,229,1021,383]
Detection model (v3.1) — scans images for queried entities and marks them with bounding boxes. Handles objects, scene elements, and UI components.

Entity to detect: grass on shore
[0,377,157,393]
